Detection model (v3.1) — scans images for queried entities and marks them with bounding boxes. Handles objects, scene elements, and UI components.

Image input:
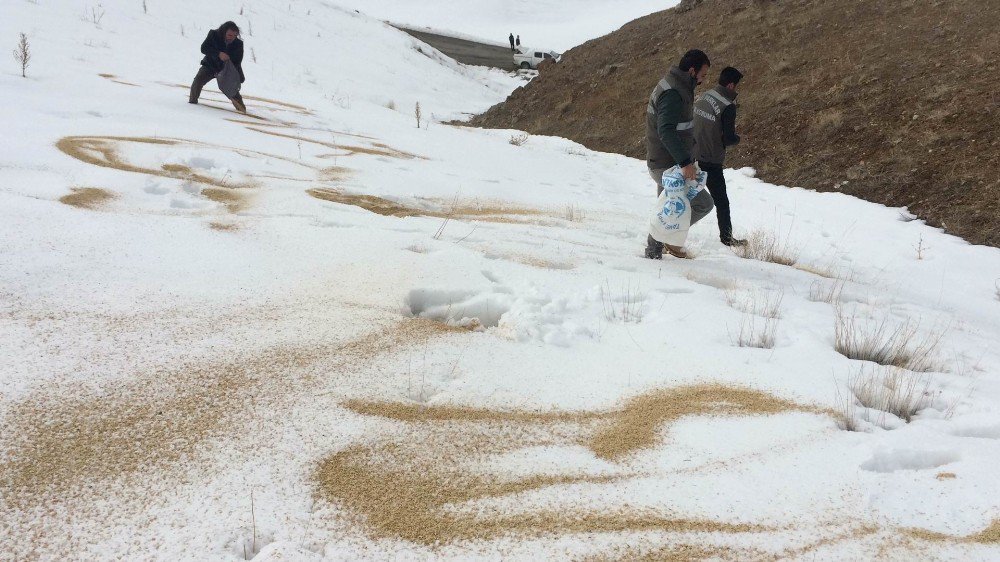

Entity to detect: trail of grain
[59,187,115,210]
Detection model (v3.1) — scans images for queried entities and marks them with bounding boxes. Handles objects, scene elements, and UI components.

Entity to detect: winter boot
[644,235,663,260]
[231,95,247,114]
[664,244,689,259]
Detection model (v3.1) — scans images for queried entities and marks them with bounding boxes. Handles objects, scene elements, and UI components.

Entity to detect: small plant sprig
[13,32,30,78]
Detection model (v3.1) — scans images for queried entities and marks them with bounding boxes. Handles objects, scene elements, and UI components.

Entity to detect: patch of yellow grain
[307,188,417,217]
[318,384,821,544]
[971,520,1000,543]
[58,187,115,210]
[307,188,550,224]
[56,136,247,189]
[589,384,819,460]
[246,126,423,160]
[202,187,247,213]
[319,166,352,182]
[0,318,457,506]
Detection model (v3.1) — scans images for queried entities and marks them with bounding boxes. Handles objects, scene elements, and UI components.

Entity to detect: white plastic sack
[215,60,242,100]
[648,165,707,246]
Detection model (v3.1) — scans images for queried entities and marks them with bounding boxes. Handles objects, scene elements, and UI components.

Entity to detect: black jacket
[200,30,245,83]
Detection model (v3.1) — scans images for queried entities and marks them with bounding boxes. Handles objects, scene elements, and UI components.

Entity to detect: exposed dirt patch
[316,384,824,545]
[58,187,116,210]
[471,0,1000,247]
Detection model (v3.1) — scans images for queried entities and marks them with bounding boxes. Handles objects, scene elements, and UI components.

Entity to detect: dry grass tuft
[843,364,932,427]
[725,288,783,319]
[732,228,799,266]
[318,383,812,544]
[59,187,115,210]
[727,289,783,349]
[809,277,847,304]
[936,472,957,480]
[564,203,585,222]
[601,279,645,323]
[509,132,529,146]
[834,309,945,372]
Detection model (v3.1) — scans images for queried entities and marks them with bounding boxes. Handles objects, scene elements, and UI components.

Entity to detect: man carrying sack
[644,49,715,260]
[189,21,247,113]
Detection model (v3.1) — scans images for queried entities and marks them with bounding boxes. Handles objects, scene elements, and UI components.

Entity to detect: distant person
[189,21,246,113]
[509,33,515,52]
[644,49,714,260]
[516,35,521,47]
[693,66,746,247]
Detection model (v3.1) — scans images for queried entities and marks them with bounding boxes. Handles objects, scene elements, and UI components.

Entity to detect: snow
[2,0,1000,560]
[329,0,679,52]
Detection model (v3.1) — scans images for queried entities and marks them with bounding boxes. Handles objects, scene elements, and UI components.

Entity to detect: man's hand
[219,52,230,62]
[681,163,696,181]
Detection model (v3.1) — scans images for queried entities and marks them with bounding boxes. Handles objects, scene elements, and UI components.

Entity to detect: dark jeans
[699,161,734,243]
[189,65,243,107]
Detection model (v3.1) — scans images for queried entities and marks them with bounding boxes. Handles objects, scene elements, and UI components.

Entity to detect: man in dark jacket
[644,49,715,260]
[189,21,246,113]
[693,67,746,246]
[509,33,515,52]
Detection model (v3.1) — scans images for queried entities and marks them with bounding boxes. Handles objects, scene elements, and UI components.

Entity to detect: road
[395,26,518,70]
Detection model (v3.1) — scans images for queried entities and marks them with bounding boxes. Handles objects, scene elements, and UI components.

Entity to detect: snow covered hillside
[2,1,1000,560]
[329,0,678,51]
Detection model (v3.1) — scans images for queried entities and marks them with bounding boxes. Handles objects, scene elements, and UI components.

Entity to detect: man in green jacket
[693,66,746,246]
[645,49,715,260]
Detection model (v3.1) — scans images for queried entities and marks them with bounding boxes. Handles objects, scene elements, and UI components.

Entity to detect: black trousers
[699,161,734,243]
[189,65,243,106]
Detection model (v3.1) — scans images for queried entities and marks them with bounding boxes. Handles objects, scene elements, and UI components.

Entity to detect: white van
[513,48,561,70]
